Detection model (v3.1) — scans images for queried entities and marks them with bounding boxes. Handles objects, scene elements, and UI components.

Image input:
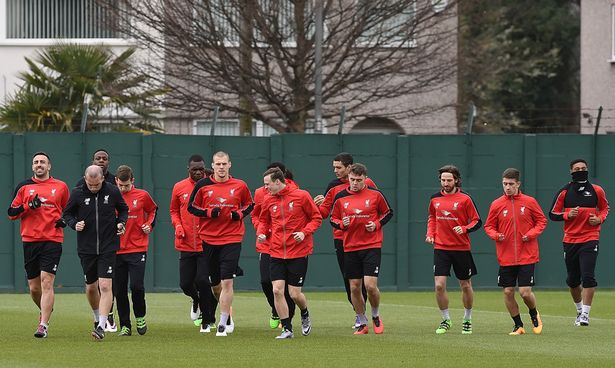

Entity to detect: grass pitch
[1,290,614,367]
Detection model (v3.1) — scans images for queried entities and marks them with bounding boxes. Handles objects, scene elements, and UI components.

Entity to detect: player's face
[116,178,134,194]
[32,154,51,179]
[570,162,588,173]
[333,160,350,180]
[85,174,104,193]
[188,161,206,182]
[93,151,109,173]
[440,172,457,193]
[212,155,231,180]
[348,173,366,192]
[502,178,520,196]
[264,174,283,195]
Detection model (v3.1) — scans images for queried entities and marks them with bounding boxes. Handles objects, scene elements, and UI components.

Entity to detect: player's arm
[374,192,393,230]
[302,192,323,235]
[595,185,609,223]
[524,199,547,239]
[548,188,567,221]
[483,203,501,240]
[187,179,210,217]
[462,196,482,233]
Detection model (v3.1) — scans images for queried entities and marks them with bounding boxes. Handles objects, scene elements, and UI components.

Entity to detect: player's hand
[117,223,126,235]
[230,211,241,220]
[28,194,42,209]
[365,221,377,232]
[292,232,305,242]
[142,224,151,234]
[521,235,529,242]
[210,207,221,218]
[76,220,85,232]
[313,195,325,206]
[588,213,602,226]
[175,224,185,238]
[453,225,464,235]
[425,236,434,244]
[342,216,350,227]
[497,233,505,241]
[257,234,267,243]
[54,218,67,228]
[568,206,579,219]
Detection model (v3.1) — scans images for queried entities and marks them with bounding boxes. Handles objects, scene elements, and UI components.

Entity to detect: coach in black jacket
[63,165,128,340]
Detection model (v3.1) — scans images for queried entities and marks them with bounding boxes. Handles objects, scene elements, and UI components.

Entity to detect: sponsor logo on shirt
[218,197,227,203]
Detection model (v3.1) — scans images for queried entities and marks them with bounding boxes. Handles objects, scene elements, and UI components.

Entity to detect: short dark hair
[263,167,286,183]
[32,151,51,163]
[188,154,204,164]
[349,163,367,177]
[334,152,353,167]
[267,161,294,180]
[502,168,520,181]
[438,165,461,185]
[92,149,110,159]
[569,158,587,169]
[116,165,133,181]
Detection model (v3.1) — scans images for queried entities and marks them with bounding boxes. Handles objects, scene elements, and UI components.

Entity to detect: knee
[503,288,515,298]
[434,283,446,294]
[130,282,145,294]
[459,281,473,293]
[365,283,378,295]
[519,289,532,299]
[98,282,112,294]
[582,278,597,289]
[272,284,285,297]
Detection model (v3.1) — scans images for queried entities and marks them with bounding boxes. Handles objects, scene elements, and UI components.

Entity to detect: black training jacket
[63,181,129,255]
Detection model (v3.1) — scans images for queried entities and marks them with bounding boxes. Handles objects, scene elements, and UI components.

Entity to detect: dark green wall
[2,133,613,292]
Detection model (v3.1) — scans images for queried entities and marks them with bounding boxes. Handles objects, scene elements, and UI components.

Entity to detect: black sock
[528,308,538,318]
[512,314,523,327]
[281,318,292,332]
[300,308,309,318]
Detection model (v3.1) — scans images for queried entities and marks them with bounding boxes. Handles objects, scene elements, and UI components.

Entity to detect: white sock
[41,322,49,328]
[98,316,107,329]
[464,308,472,320]
[574,302,582,313]
[93,309,100,322]
[371,307,379,319]
[582,305,591,316]
[220,312,229,326]
[440,309,450,320]
[359,313,368,325]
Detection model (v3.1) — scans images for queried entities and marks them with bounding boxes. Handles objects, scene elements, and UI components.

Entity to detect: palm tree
[0,43,166,133]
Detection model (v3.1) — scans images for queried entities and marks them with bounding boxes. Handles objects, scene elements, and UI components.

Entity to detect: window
[357,0,417,48]
[193,119,277,136]
[196,0,319,47]
[4,0,120,39]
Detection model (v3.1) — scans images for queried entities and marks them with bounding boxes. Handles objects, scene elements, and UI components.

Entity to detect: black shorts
[79,252,117,284]
[259,252,272,283]
[498,264,535,288]
[270,257,308,287]
[23,241,62,279]
[344,248,381,279]
[203,242,241,286]
[433,249,477,280]
[564,241,599,288]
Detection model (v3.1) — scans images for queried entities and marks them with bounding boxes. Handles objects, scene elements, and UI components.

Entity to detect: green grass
[1,290,615,367]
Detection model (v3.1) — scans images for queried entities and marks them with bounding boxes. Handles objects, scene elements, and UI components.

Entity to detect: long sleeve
[595,185,610,223]
[524,199,547,240]
[426,200,436,238]
[301,193,322,236]
[462,196,482,233]
[169,184,182,228]
[483,202,500,241]
[549,188,567,221]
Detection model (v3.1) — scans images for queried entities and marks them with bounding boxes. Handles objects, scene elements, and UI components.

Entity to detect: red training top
[170,177,203,252]
[330,186,393,252]
[426,188,482,251]
[118,187,158,254]
[252,179,298,254]
[484,192,546,266]
[257,185,322,259]
[8,176,70,243]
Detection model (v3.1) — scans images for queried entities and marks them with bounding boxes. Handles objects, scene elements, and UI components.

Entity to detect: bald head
[84,165,104,193]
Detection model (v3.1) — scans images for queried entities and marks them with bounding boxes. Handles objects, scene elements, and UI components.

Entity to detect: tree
[458,0,580,133]
[100,0,458,133]
[0,43,166,133]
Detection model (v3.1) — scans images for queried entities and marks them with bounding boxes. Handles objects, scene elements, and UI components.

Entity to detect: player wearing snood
[549,158,609,327]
